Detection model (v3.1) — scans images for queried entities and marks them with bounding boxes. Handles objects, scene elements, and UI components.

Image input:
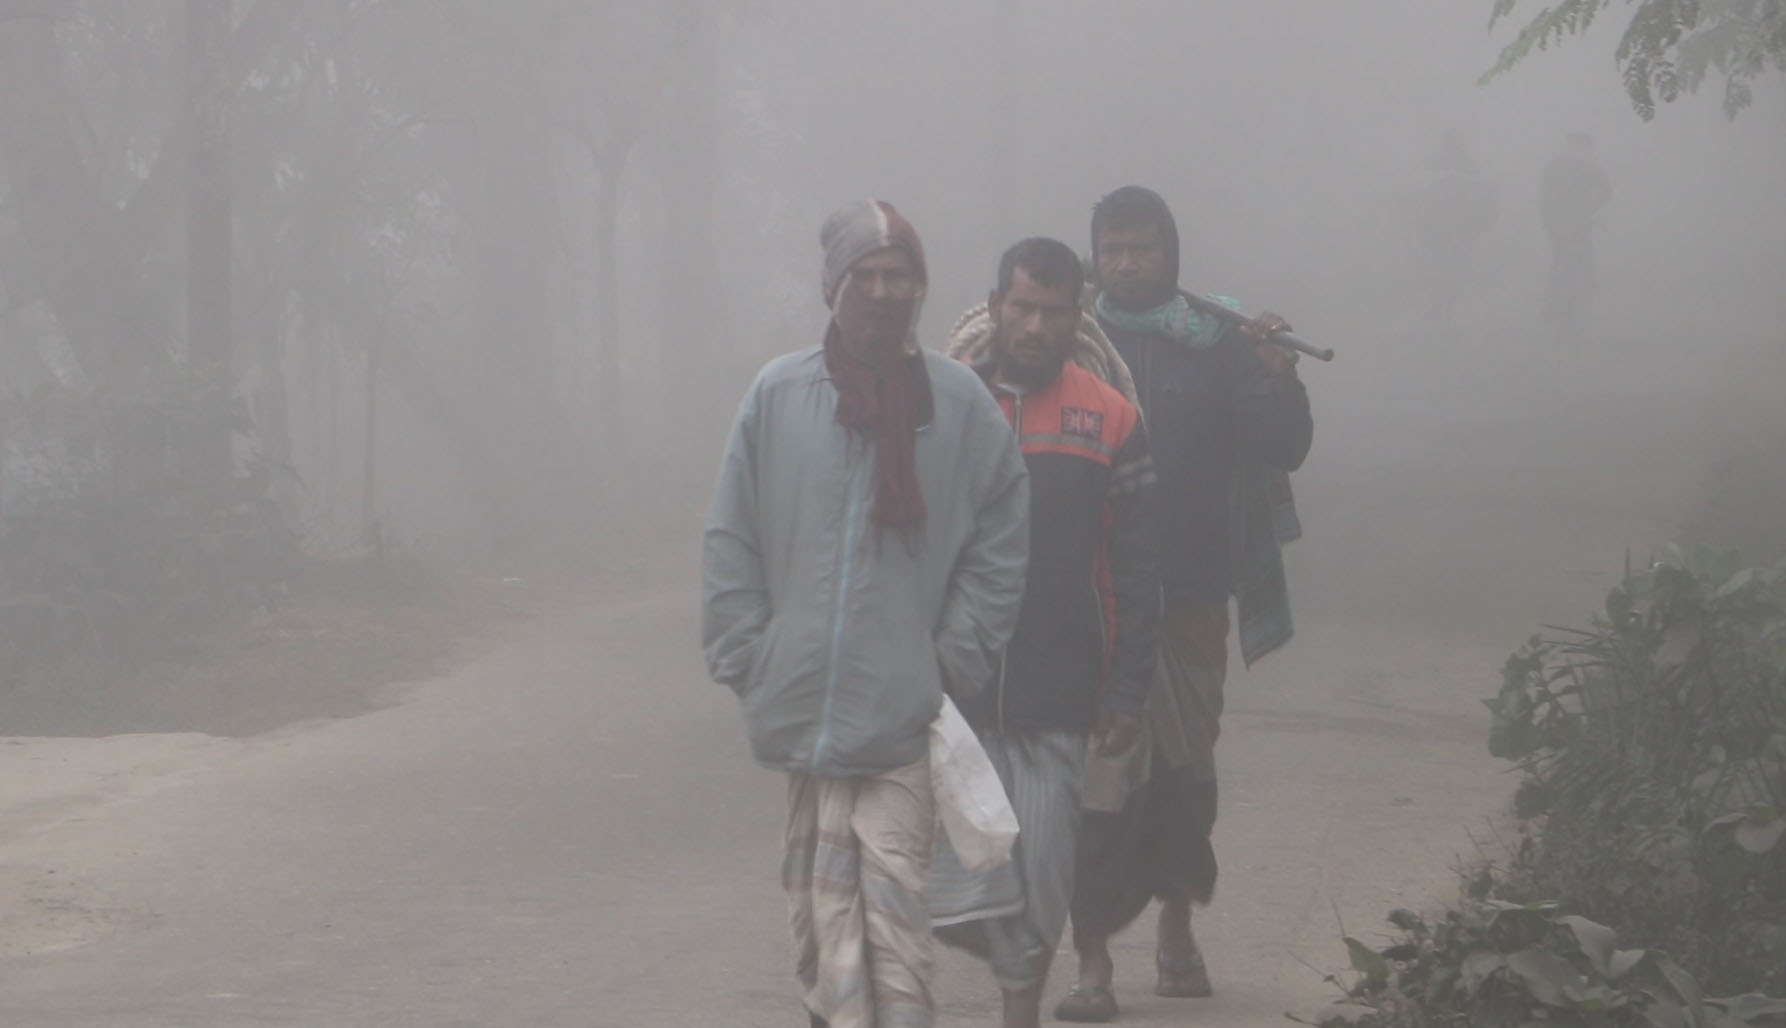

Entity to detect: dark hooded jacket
[1092,187,1313,606]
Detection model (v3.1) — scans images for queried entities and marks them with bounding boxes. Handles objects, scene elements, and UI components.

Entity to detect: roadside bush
[1316,547,1786,1026]
[1307,900,1786,1028]
[0,375,298,683]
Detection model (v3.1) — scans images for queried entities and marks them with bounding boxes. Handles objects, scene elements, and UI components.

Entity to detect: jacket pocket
[884,619,947,742]
[739,617,782,699]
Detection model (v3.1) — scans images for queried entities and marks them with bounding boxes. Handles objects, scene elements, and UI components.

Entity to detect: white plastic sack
[928,695,1018,872]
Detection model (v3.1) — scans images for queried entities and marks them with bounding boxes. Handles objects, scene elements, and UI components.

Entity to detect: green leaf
[1490,718,1542,761]
[1733,809,1785,855]
[1312,1001,1378,1025]
[1709,994,1786,1020]
[1461,950,1507,996]
[1644,995,1690,1028]
[1715,568,1756,599]
[1344,936,1390,991]
[1608,586,1634,623]
[1506,947,1584,1008]
[1564,979,1617,1010]
[1706,811,1749,833]
[1657,956,1707,1027]
[1559,915,1619,977]
[1609,948,1649,980]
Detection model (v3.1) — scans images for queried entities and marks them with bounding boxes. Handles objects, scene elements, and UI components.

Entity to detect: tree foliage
[1483,0,1786,118]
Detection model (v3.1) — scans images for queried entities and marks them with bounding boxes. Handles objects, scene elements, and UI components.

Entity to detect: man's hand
[1239,310,1297,377]
[1093,708,1143,757]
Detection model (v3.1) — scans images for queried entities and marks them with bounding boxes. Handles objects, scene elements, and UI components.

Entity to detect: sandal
[1054,984,1119,1023]
[1155,947,1212,998]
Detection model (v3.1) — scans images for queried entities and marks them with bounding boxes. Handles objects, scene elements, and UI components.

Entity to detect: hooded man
[1055,186,1314,1022]
[930,237,1160,1028]
[702,199,1031,1028]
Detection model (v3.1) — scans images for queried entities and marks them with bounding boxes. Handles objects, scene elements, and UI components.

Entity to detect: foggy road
[0,335,1746,1027]
[0,585,1509,1028]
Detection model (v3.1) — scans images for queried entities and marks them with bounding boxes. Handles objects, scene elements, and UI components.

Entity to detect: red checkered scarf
[823,325,926,538]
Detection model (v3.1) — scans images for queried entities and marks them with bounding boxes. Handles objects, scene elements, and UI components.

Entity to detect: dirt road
[0,330,1754,1026]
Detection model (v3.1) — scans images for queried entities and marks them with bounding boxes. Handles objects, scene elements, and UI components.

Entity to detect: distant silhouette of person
[1539,132,1613,334]
[1400,132,1499,325]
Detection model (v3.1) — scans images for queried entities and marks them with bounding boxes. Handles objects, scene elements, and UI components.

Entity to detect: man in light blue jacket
[703,199,1029,1028]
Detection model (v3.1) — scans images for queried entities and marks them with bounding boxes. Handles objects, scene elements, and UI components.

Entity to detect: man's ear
[986,290,1001,323]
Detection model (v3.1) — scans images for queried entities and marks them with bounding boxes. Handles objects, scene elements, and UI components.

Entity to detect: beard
[994,334,1067,391]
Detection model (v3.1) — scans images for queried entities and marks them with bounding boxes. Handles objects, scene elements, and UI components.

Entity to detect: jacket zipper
[813,443,867,770]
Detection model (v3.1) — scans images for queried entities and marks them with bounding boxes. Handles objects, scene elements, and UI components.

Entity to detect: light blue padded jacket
[702,347,1029,778]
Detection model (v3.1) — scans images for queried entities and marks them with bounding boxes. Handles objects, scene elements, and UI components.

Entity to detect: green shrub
[1486,546,1786,995]
[1309,901,1786,1027]
[1319,548,1786,1026]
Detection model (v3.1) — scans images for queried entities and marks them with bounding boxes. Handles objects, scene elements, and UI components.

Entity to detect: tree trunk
[186,0,234,471]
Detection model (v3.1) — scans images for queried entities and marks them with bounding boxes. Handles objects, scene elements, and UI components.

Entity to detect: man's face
[989,267,1079,390]
[1094,222,1170,309]
[833,247,920,358]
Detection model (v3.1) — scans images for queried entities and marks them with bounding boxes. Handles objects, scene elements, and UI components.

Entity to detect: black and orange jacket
[960,359,1161,735]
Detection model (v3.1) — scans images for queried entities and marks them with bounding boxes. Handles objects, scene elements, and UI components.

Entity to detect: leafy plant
[1304,549,1786,1026]
[1309,902,1786,1027]
[1486,547,1786,994]
[1483,0,1786,119]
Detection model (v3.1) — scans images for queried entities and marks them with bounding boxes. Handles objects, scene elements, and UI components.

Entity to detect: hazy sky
[722,0,1785,350]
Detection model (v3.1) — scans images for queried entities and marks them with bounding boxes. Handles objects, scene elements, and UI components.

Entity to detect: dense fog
[3,4,1785,1025]
[8,1,1779,565]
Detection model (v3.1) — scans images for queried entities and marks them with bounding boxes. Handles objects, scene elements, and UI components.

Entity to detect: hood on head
[820,199,928,309]
[1091,185,1180,302]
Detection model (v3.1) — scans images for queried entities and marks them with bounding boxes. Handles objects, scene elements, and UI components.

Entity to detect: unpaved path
[0,331,1757,1026]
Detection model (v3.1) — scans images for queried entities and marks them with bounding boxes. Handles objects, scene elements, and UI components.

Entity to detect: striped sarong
[928,730,1086,990]
[784,757,935,1028]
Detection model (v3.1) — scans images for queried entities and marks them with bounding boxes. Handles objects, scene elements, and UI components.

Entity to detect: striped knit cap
[820,199,928,308]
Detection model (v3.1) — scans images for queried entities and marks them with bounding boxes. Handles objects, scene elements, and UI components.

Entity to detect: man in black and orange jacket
[930,237,1161,1028]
